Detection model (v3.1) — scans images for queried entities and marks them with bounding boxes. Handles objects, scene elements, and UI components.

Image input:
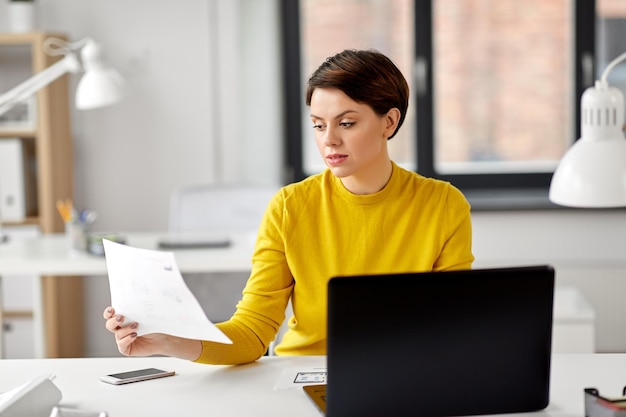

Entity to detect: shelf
[0,130,37,139]
[2,217,40,227]
[0,32,67,45]
[4,310,33,319]
[0,32,81,358]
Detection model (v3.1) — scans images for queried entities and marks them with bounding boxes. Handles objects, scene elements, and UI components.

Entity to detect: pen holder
[65,220,89,253]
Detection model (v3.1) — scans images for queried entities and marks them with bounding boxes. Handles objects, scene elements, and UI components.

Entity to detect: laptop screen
[326,265,554,417]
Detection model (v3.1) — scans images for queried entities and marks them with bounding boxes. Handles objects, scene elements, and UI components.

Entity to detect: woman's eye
[339,122,354,128]
[312,124,324,131]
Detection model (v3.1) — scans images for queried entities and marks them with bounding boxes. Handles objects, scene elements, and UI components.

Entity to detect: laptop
[306,265,555,417]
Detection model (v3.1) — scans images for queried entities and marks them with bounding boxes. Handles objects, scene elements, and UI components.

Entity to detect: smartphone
[99,368,175,385]
[50,406,107,417]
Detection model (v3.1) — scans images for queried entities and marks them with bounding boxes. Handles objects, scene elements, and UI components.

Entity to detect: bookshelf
[0,32,83,358]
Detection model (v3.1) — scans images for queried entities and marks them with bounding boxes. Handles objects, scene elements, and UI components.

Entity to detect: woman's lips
[326,154,348,165]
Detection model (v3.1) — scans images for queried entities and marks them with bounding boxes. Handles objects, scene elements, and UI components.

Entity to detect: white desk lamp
[549,52,626,207]
[0,37,123,116]
[0,37,123,242]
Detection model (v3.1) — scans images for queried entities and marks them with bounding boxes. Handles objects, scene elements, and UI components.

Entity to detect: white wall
[0,0,283,233]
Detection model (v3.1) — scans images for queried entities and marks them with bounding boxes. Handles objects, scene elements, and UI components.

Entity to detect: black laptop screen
[326,265,554,417]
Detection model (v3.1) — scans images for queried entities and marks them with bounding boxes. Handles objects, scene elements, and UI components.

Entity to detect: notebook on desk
[305,265,555,417]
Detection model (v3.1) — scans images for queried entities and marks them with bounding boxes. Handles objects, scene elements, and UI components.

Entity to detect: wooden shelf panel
[0,32,67,45]
[1,217,40,227]
[3,310,34,319]
[0,130,37,139]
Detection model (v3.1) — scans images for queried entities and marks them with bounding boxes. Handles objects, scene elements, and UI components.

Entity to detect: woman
[103,49,474,365]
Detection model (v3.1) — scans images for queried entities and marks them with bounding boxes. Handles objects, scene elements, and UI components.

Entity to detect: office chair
[169,184,278,234]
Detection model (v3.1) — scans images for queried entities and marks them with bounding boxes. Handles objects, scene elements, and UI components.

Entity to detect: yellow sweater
[196,162,474,364]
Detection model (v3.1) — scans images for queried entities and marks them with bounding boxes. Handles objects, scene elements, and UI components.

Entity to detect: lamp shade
[549,135,626,207]
[549,81,626,207]
[75,68,123,109]
[74,40,123,110]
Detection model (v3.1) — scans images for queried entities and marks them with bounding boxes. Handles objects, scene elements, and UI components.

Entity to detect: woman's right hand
[102,307,203,360]
[103,306,167,357]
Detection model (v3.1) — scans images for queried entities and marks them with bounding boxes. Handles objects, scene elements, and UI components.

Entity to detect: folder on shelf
[0,138,37,222]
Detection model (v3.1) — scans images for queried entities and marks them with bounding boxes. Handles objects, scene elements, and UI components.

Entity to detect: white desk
[0,354,621,417]
[0,232,256,358]
[0,232,256,275]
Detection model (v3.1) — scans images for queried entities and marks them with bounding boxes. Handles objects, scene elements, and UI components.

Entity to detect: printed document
[103,239,232,344]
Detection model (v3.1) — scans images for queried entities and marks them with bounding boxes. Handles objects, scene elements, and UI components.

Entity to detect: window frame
[280,0,596,206]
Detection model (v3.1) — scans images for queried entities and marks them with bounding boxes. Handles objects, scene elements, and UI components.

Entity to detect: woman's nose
[324,127,341,146]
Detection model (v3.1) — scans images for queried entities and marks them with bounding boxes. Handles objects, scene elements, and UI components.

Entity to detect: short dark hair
[305,49,410,139]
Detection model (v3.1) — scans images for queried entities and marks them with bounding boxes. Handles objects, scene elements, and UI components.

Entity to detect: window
[597,0,626,96]
[298,0,415,175]
[280,0,415,181]
[281,0,614,208]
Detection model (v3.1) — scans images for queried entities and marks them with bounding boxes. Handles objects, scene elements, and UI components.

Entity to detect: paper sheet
[103,239,232,344]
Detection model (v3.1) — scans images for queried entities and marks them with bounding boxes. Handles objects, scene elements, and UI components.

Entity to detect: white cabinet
[1,225,38,358]
[552,286,595,353]
[3,317,35,358]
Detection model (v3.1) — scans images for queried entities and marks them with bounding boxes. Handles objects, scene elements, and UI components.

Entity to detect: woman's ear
[383,108,401,138]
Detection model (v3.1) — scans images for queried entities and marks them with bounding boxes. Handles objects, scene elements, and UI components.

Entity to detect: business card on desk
[274,367,328,390]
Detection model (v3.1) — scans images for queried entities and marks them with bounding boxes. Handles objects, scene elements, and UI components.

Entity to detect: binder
[0,138,37,222]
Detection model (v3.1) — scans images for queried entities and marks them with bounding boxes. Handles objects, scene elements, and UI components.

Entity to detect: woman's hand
[103,307,202,360]
[103,307,163,357]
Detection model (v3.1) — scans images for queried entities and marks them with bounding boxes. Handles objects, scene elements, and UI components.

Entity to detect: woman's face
[309,88,397,182]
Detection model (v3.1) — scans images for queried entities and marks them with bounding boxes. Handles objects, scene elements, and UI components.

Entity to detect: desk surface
[0,232,256,275]
[0,354,622,417]
[0,233,256,358]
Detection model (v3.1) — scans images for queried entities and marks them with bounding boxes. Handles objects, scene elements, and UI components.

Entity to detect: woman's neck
[340,158,393,195]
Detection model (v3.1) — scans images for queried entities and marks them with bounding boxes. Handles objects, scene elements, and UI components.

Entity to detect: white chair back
[169,184,278,234]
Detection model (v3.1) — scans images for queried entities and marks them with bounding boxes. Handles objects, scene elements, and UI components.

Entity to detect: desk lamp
[0,37,123,242]
[0,37,123,116]
[549,52,626,207]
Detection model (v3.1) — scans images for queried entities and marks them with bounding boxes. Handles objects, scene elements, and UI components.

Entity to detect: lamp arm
[601,51,626,84]
[0,53,82,117]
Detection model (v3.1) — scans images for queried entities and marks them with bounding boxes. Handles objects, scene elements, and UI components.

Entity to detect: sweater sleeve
[433,184,474,271]
[194,190,294,365]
